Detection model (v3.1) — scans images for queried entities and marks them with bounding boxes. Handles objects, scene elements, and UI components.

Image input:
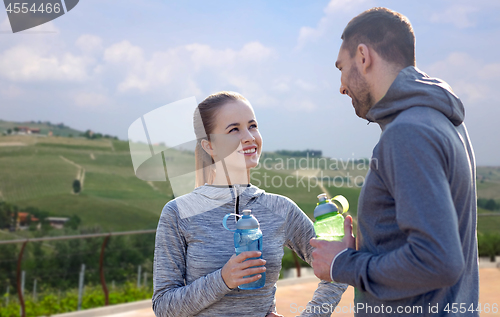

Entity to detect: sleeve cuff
[330,248,348,282]
[214,268,233,293]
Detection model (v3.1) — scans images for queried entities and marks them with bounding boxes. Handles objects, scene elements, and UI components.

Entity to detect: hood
[366,66,464,129]
[175,184,265,219]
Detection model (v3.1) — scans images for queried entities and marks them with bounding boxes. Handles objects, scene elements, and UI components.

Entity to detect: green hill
[0,119,83,137]
[0,131,498,235]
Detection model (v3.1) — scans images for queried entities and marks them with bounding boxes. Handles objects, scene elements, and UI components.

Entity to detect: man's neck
[371,63,404,103]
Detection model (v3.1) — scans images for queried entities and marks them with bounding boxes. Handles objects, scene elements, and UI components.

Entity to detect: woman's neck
[211,161,250,186]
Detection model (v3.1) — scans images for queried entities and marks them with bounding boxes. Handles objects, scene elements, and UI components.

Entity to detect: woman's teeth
[241,148,256,154]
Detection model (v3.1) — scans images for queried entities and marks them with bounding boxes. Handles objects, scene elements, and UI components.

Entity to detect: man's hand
[310,215,355,281]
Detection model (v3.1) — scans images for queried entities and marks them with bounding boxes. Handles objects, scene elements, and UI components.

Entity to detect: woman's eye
[229,127,239,133]
[250,124,257,129]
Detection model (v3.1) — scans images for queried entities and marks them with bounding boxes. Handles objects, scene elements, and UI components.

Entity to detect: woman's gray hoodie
[331,66,478,316]
[153,184,347,317]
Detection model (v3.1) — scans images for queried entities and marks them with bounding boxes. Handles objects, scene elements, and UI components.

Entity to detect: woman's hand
[221,251,266,289]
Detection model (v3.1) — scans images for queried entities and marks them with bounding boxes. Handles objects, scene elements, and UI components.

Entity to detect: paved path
[102,268,500,317]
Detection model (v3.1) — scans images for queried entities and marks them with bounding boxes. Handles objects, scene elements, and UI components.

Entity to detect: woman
[152,92,346,317]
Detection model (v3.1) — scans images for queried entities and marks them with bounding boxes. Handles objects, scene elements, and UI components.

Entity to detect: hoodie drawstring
[233,184,240,223]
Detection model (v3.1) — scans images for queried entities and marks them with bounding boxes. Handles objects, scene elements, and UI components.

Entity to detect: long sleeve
[152,202,232,317]
[331,123,466,301]
[284,199,348,317]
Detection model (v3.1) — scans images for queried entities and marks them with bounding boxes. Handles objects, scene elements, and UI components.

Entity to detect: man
[310,7,478,317]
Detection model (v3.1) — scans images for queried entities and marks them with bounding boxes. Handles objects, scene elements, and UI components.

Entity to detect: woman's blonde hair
[194,91,248,187]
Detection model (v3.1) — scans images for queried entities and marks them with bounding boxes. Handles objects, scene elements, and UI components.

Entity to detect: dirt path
[147,181,159,191]
[0,142,27,146]
[59,155,86,191]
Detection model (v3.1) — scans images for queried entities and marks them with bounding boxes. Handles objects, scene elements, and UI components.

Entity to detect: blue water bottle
[223,209,265,290]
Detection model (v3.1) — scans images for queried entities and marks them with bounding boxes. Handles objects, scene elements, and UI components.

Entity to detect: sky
[0,0,499,165]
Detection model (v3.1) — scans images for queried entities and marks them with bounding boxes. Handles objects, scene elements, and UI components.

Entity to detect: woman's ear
[201,139,214,157]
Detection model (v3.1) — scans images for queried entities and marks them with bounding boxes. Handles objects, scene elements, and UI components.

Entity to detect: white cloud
[76,34,103,54]
[104,40,144,64]
[186,41,274,70]
[295,79,316,91]
[0,18,10,32]
[0,45,88,82]
[296,0,372,49]
[430,5,479,29]
[426,52,500,104]
[74,92,111,108]
[0,84,23,98]
[102,40,275,95]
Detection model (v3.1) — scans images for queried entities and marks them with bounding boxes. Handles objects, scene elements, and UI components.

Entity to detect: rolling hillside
[0,130,499,236]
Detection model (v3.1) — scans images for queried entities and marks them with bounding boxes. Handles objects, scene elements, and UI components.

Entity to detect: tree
[64,215,81,230]
[485,199,498,211]
[73,179,81,194]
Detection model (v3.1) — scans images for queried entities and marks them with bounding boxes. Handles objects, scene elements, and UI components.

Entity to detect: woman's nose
[241,129,255,143]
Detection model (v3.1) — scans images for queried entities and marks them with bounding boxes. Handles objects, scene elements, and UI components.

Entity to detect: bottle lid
[236,209,259,229]
[317,193,328,202]
[314,194,338,218]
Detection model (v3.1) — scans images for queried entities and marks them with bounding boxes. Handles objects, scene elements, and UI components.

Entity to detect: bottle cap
[236,209,259,229]
[317,193,328,202]
[314,194,338,218]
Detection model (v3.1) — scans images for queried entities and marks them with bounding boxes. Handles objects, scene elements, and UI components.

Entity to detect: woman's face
[207,99,262,171]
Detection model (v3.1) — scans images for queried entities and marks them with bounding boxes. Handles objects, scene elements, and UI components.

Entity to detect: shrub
[478,233,500,261]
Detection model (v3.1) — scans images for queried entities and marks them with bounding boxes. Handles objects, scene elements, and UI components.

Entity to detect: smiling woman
[193,92,262,188]
[151,91,347,317]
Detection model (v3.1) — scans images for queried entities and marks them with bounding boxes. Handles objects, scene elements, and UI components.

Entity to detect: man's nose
[340,84,347,95]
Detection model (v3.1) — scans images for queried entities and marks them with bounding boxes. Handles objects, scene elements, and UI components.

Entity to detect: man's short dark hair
[341,7,415,68]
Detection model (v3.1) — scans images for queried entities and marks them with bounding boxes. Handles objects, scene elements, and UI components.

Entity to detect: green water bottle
[313,193,349,241]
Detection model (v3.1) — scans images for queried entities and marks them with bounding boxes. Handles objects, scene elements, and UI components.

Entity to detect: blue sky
[1,0,499,165]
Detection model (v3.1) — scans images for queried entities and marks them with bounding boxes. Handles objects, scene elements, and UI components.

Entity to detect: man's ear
[356,44,372,74]
[201,139,213,157]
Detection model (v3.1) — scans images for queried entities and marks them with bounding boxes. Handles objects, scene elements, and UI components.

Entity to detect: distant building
[16,212,40,230]
[15,127,41,134]
[46,217,70,229]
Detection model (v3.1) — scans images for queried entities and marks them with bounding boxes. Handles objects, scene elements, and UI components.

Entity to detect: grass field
[0,133,498,235]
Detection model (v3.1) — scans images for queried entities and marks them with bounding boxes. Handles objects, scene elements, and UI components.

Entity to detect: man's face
[335,45,374,119]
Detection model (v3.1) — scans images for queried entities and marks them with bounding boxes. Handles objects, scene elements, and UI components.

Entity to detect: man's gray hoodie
[331,66,478,316]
